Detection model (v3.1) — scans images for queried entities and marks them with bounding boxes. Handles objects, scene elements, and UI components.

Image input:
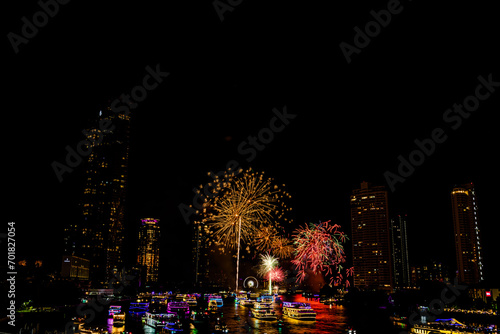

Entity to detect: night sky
[4,0,500,284]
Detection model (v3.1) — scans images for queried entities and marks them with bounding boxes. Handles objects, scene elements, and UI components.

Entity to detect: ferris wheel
[243,276,259,289]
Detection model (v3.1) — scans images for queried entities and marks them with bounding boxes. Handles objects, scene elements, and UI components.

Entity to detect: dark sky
[4,0,500,284]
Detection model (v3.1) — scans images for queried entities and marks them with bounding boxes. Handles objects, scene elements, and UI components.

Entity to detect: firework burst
[267,267,285,282]
[258,253,279,277]
[271,235,294,259]
[254,226,278,253]
[291,220,348,285]
[201,169,292,252]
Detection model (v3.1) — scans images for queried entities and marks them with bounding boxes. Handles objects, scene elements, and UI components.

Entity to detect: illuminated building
[390,215,410,288]
[451,183,484,284]
[350,181,393,290]
[64,107,131,282]
[192,220,210,286]
[61,255,90,280]
[410,261,451,286]
[137,218,161,283]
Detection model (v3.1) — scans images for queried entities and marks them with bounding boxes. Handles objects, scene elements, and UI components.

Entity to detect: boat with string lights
[410,318,498,334]
[251,302,277,320]
[282,302,316,321]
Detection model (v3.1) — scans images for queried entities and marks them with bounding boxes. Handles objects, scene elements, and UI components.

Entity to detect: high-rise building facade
[390,215,410,288]
[64,107,131,282]
[137,218,161,283]
[192,220,210,287]
[451,183,484,285]
[350,181,392,290]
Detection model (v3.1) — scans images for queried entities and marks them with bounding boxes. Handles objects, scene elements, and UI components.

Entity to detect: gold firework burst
[202,169,292,252]
[271,236,294,259]
[254,226,278,252]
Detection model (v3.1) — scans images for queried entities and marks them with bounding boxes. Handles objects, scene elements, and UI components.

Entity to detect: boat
[167,301,190,318]
[112,312,125,326]
[183,295,198,307]
[208,296,224,308]
[235,292,248,305]
[164,318,184,332]
[108,305,122,316]
[282,302,316,321]
[208,299,218,312]
[258,295,274,303]
[251,302,277,320]
[145,312,178,329]
[129,302,149,317]
[240,299,257,307]
[410,318,499,334]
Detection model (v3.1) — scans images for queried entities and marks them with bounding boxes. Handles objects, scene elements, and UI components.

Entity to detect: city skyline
[5,0,499,288]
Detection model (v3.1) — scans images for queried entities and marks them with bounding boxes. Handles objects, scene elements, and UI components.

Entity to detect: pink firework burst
[291,220,348,285]
[267,267,285,282]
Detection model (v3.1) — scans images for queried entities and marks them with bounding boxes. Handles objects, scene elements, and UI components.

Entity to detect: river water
[107,294,396,334]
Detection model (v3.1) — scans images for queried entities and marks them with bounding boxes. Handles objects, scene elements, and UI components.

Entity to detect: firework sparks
[258,253,280,294]
[291,220,348,285]
[267,267,285,282]
[201,169,292,252]
[271,235,294,259]
[254,226,278,252]
[258,253,279,277]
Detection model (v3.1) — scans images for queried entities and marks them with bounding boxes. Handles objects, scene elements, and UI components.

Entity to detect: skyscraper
[64,107,131,282]
[350,181,392,290]
[451,183,484,285]
[192,220,210,287]
[137,218,161,283]
[390,215,410,288]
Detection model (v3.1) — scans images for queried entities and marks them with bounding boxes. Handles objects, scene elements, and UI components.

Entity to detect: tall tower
[451,183,484,285]
[192,220,210,287]
[64,107,131,282]
[390,215,410,288]
[350,181,392,290]
[138,218,161,283]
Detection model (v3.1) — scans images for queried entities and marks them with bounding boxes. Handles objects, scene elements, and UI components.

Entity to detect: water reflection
[112,294,382,334]
[107,317,125,333]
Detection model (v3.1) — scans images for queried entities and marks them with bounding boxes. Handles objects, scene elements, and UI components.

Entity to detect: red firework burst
[267,267,285,282]
[291,220,348,284]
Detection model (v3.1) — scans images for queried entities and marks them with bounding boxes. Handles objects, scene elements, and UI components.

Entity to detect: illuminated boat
[235,292,248,304]
[112,313,125,326]
[204,294,223,307]
[240,299,257,307]
[410,318,498,334]
[258,295,274,303]
[251,302,277,320]
[184,295,198,307]
[108,305,122,316]
[282,302,316,321]
[144,312,178,329]
[167,302,190,318]
[208,299,219,311]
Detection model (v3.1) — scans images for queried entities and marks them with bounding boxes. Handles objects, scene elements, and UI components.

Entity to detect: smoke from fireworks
[291,220,349,285]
